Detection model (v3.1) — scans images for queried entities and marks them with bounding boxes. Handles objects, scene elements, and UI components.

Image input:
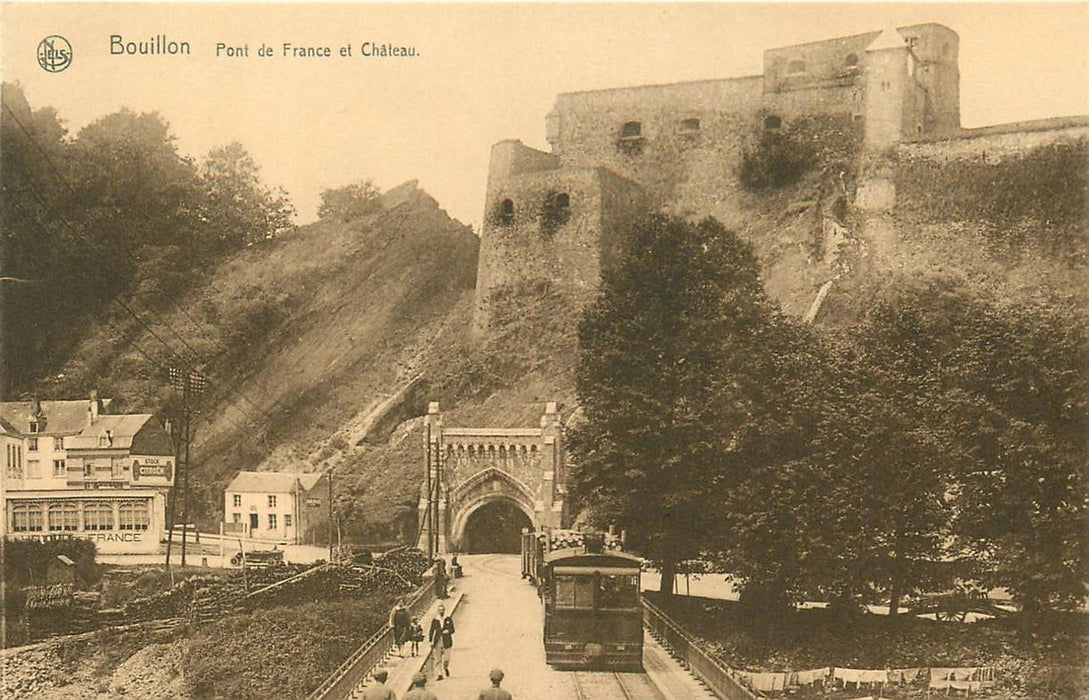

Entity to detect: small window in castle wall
[787,59,806,74]
[541,192,571,235]
[497,198,515,226]
[764,115,782,130]
[679,118,700,135]
[616,121,645,155]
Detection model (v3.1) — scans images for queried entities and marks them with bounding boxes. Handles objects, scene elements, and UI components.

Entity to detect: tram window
[554,575,595,609]
[598,574,639,609]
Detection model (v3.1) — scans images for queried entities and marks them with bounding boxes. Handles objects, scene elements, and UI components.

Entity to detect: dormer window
[28,421,40,434]
[787,59,806,74]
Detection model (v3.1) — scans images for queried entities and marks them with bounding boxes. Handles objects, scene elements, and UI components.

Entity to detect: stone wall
[899,122,1089,162]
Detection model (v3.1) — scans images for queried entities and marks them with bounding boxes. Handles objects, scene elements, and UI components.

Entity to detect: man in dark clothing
[428,604,455,679]
[361,669,397,700]
[477,668,513,700]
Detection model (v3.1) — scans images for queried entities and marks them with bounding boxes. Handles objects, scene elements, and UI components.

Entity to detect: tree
[200,142,295,248]
[947,296,1088,626]
[567,214,782,597]
[317,180,381,222]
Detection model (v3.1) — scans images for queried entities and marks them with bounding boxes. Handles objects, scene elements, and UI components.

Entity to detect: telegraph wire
[5,183,269,429]
[2,99,273,425]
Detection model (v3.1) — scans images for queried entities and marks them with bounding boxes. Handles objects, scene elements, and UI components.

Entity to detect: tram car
[521,530,643,671]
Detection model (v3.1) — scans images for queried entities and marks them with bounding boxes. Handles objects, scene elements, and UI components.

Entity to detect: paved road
[430,554,574,699]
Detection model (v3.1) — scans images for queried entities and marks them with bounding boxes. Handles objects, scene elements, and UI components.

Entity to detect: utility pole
[170,367,206,569]
[425,423,433,559]
[327,468,334,562]
[165,418,180,574]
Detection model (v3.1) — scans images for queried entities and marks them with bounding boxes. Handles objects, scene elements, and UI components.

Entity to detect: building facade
[223,471,328,544]
[0,394,175,554]
[473,24,961,330]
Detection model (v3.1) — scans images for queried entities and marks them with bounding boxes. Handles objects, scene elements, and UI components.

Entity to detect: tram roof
[544,547,643,568]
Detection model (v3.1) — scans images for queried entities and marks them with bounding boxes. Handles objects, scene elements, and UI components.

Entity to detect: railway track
[570,670,665,700]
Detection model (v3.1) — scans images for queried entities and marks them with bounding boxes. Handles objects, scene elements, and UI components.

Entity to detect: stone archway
[416,402,569,554]
[455,496,534,553]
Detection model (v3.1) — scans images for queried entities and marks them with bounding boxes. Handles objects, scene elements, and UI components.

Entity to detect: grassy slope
[53,181,478,526]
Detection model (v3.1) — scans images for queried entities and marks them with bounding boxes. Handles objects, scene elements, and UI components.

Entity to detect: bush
[740,115,862,191]
[3,538,99,588]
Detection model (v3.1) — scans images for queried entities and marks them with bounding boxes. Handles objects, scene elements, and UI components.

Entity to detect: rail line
[570,671,662,700]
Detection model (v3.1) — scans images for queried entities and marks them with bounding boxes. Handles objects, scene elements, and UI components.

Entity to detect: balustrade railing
[642,597,758,700]
[307,577,435,700]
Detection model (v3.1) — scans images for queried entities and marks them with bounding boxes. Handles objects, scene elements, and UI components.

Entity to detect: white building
[0,394,174,554]
[223,471,328,544]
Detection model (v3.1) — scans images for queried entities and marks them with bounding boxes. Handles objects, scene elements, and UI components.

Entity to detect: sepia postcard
[1,3,1086,699]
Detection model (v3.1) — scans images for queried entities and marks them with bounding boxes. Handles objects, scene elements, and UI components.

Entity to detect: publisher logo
[37,35,72,73]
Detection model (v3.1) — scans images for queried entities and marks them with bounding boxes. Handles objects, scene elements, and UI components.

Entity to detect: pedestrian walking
[409,616,424,657]
[477,668,512,700]
[428,604,455,679]
[390,597,410,656]
[361,669,397,700]
[404,672,438,700]
[434,558,449,599]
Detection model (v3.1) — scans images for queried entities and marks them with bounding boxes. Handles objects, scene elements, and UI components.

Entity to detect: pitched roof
[226,471,324,494]
[66,414,156,450]
[0,400,102,435]
[867,27,908,51]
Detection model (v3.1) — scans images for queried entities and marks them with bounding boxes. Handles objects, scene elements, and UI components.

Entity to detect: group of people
[362,667,512,700]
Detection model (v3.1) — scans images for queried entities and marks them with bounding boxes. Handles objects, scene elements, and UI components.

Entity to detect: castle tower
[863,27,914,149]
[898,24,961,133]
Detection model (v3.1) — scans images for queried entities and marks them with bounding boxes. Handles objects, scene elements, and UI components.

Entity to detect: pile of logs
[375,548,431,584]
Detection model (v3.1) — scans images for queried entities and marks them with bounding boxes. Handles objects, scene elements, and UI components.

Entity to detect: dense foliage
[571,211,1086,621]
[895,139,1088,260]
[568,214,786,595]
[0,83,296,394]
[740,115,862,191]
[317,180,382,222]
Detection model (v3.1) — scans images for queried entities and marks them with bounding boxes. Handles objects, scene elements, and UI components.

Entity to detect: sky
[3,3,1087,228]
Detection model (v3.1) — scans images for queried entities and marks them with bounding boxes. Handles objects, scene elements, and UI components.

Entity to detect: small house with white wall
[223,471,328,544]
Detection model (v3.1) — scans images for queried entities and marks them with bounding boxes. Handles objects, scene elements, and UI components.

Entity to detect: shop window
[13,504,43,532]
[84,503,114,531]
[496,198,515,226]
[268,494,277,508]
[764,114,782,130]
[119,502,149,531]
[787,59,806,74]
[48,503,79,531]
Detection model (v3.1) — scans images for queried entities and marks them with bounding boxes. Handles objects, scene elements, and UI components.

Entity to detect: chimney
[89,390,100,423]
[31,396,42,417]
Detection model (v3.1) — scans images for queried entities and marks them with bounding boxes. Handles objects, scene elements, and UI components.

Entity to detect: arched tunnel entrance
[460,499,533,553]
